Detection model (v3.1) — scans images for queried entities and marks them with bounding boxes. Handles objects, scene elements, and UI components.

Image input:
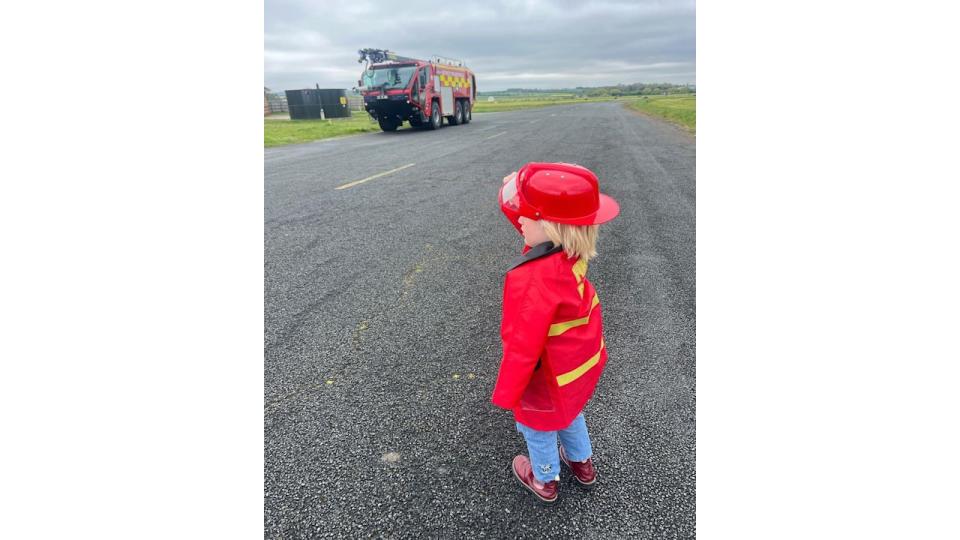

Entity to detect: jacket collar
[507,241,563,272]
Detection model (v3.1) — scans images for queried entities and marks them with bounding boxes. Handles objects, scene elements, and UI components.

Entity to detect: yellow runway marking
[335,163,416,190]
[484,131,507,140]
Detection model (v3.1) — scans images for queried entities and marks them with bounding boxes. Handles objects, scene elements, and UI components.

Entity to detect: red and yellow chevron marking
[439,73,471,88]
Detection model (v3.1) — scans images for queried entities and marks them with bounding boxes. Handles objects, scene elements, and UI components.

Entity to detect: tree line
[482,83,695,97]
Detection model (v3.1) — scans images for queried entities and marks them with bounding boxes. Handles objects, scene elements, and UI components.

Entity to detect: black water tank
[286,88,350,119]
[317,88,351,118]
[285,89,321,119]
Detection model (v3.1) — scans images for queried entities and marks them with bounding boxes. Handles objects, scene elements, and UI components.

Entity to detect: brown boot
[512,455,559,503]
[560,446,597,486]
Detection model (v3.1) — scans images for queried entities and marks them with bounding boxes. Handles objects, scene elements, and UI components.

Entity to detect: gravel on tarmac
[265,102,695,539]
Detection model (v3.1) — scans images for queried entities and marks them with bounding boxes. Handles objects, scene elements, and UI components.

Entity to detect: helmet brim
[554,193,620,225]
[592,193,620,224]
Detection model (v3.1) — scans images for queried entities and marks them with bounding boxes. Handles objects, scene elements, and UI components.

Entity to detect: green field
[626,95,696,133]
[264,93,695,147]
[264,113,379,147]
[472,94,616,113]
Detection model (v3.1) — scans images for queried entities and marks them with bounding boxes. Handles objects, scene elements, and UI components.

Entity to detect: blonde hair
[541,220,599,261]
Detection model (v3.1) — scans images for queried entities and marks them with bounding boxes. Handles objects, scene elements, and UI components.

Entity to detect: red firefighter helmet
[499,162,620,227]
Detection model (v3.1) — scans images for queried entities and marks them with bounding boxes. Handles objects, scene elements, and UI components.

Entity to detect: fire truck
[357,48,477,132]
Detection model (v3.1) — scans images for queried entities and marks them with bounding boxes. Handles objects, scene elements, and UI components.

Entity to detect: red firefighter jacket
[491,241,608,431]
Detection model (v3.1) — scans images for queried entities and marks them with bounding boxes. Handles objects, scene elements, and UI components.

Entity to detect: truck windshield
[363,66,416,89]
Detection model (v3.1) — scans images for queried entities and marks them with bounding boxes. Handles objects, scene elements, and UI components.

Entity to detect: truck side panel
[434,66,474,103]
[440,86,454,116]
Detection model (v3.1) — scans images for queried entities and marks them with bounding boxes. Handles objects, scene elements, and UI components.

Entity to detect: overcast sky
[265,0,695,93]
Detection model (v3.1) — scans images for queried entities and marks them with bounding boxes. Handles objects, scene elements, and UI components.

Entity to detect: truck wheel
[378,117,398,132]
[462,100,472,124]
[450,101,462,125]
[427,102,442,130]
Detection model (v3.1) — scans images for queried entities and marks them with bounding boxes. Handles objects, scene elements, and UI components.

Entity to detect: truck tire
[450,101,462,125]
[427,101,442,130]
[462,100,472,124]
[378,117,398,132]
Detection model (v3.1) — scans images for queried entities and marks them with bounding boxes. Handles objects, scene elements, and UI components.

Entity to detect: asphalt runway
[265,102,696,539]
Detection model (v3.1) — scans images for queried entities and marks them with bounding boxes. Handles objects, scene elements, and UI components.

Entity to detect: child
[492,162,620,503]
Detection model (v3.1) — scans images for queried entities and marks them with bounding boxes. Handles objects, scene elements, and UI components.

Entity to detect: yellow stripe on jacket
[548,293,600,337]
[555,338,605,387]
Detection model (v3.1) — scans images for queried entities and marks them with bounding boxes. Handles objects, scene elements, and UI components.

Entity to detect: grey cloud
[265,0,694,92]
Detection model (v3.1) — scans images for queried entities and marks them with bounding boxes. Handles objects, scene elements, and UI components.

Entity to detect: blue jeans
[516,413,593,483]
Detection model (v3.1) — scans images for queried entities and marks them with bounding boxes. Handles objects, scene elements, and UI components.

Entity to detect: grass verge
[264,94,695,146]
[625,95,696,134]
[472,95,625,113]
[264,112,379,147]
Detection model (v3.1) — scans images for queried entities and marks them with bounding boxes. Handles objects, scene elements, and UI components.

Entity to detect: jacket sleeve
[491,265,558,409]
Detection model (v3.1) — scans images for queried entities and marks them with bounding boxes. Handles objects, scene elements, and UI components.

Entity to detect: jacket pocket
[518,367,556,413]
